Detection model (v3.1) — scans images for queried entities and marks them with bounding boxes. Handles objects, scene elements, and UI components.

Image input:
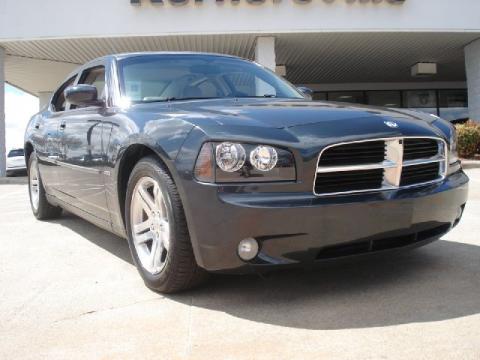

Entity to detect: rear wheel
[125,156,207,293]
[28,154,62,220]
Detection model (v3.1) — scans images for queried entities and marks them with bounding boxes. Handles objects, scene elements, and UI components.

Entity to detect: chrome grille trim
[313,136,448,196]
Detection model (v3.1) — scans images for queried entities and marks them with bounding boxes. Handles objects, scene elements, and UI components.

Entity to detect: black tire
[125,156,207,293]
[28,153,62,220]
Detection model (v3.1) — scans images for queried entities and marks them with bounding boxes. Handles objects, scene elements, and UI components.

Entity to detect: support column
[255,37,276,71]
[0,48,6,177]
[38,91,53,110]
[465,39,480,123]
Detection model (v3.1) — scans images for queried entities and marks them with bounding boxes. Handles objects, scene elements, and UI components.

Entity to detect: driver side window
[79,66,106,100]
[51,76,76,112]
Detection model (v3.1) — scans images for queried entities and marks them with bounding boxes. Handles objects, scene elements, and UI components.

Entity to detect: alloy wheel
[130,176,171,275]
[29,159,40,211]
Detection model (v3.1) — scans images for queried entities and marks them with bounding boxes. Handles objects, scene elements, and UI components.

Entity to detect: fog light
[238,238,259,261]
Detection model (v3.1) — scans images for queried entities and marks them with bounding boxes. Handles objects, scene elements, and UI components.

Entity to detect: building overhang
[1,32,479,95]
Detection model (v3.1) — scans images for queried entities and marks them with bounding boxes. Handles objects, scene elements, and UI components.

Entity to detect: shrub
[455,120,480,158]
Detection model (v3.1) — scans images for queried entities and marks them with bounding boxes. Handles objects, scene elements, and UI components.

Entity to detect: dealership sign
[131,0,405,5]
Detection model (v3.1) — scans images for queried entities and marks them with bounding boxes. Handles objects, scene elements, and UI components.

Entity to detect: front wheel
[125,156,207,293]
[28,154,62,220]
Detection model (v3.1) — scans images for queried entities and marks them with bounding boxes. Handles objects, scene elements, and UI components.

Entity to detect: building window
[438,89,469,123]
[403,90,438,116]
[328,91,365,104]
[308,88,468,122]
[366,91,401,108]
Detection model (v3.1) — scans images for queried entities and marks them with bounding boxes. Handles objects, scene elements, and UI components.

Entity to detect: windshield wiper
[235,94,278,98]
[141,97,223,103]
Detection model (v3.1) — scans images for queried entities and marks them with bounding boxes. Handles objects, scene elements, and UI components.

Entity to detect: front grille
[315,223,450,260]
[314,137,446,196]
[318,141,386,166]
[315,169,384,194]
[400,162,440,186]
[403,138,439,160]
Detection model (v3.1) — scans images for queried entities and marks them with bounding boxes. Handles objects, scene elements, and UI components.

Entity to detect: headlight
[448,127,462,175]
[432,118,462,176]
[250,146,278,172]
[215,142,246,172]
[194,142,296,183]
[449,128,459,164]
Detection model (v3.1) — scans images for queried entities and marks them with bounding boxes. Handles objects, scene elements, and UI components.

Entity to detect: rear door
[56,62,112,222]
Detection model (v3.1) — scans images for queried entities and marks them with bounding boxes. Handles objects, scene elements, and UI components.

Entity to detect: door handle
[59,121,66,130]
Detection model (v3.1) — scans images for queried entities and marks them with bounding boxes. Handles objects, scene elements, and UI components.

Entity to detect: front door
[36,75,77,196]
[57,64,112,222]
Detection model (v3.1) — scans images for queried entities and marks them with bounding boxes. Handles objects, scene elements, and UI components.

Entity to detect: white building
[1,0,480,174]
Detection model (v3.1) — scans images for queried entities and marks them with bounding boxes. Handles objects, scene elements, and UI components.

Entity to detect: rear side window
[8,149,24,157]
[79,66,106,100]
[52,76,76,112]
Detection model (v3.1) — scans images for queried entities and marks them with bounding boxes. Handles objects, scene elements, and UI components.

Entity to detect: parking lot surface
[1,169,479,360]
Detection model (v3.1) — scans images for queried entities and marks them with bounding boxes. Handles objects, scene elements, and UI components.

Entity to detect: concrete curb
[0,176,28,185]
[461,159,480,169]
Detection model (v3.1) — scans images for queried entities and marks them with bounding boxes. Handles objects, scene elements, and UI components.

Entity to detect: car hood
[164,98,435,128]
[130,98,447,144]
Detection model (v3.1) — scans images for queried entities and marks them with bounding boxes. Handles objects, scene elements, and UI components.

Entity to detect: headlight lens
[215,142,246,172]
[447,127,462,175]
[250,146,278,171]
[194,142,296,183]
[449,128,459,164]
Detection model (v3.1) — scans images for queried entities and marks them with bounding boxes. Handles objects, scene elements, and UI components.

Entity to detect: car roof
[112,51,242,60]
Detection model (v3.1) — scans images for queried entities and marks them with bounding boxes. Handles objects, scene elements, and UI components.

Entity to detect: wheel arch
[24,142,34,170]
[116,143,182,229]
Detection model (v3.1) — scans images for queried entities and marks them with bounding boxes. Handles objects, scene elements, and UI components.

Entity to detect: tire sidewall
[125,159,178,286]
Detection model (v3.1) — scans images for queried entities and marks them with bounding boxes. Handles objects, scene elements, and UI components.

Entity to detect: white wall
[1,0,480,41]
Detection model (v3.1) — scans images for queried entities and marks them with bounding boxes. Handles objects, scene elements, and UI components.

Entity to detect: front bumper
[183,171,468,273]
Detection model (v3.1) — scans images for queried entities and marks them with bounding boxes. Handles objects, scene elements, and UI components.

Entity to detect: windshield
[118,54,303,103]
[8,149,24,158]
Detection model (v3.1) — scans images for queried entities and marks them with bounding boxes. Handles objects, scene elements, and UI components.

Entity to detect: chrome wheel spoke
[150,239,163,269]
[138,185,156,214]
[135,230,154,244]
[160,219,170,249]
[29,160,40,211]
[153,183,163,212]
[133,218,152,235]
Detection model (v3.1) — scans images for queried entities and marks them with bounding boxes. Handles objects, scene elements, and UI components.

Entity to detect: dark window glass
[366,91,401,108]
[403,90,437,108]
[7,149,24,157]
[438,89,469,122]
[312,92,327,101]
[328,91,365,104]
[118,55,303,103]
[79,66,106,100]
[439,89,467,108]
[52,76,76,112]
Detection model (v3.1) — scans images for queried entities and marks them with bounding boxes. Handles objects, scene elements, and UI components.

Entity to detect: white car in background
[6,148,26,176]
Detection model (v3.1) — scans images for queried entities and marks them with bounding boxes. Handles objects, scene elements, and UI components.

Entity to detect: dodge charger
[24,52,469,293]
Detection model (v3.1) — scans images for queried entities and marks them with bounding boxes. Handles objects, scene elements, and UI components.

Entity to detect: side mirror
[297,86,313,100]
[64,84,102,107]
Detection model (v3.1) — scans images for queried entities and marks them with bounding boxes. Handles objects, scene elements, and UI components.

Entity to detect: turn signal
[194,143,214,182]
